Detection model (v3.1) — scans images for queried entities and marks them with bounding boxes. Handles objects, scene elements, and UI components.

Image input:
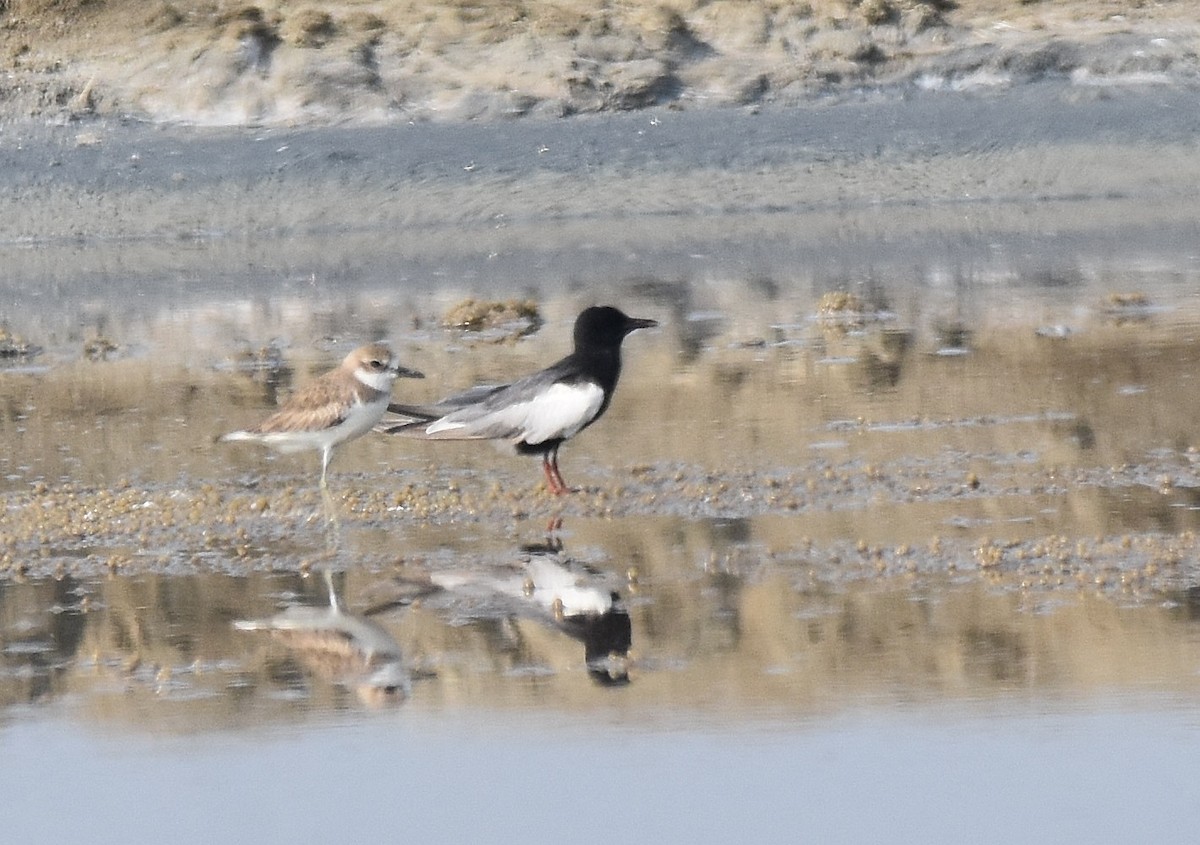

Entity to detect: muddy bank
[1,1,1198,125]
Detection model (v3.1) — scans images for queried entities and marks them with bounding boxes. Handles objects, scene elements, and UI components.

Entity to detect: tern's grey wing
[432,383,512,409]
[378,402,438,432]
[379,384,510,436]
[425,360,603,445]
[464,362,570,412]
[380,356,589,443]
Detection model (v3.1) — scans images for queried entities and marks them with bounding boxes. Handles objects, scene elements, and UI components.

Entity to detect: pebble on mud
[83,335,119,361]
[816,291,869,332]
[0,324,42,358]
[282,8,336,47]
[442,299,543,337]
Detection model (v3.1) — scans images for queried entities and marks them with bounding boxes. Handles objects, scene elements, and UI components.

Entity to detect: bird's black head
[573,306,658,352]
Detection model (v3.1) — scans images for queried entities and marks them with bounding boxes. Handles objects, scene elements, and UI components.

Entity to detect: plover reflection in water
[234,571,411,706]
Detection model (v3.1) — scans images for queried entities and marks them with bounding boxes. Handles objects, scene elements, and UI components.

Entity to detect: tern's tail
[374,403,440,437]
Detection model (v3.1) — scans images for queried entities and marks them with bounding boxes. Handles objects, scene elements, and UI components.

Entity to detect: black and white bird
[377,306,657,494]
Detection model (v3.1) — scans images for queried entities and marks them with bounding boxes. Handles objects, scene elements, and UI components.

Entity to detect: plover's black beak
[392,365,425,379]
[626,316,659,332]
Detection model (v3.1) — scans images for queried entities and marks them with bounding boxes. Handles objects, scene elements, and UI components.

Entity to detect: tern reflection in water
[233,570,411,706]
[419,536,633,686]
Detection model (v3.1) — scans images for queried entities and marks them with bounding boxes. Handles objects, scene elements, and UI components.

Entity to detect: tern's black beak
[625,316,658,332]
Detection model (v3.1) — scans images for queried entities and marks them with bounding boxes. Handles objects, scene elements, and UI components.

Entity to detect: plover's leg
[319,447,332,491]
[317,447,340,529]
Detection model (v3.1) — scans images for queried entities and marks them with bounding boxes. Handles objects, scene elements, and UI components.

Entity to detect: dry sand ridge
[3,0,1199,124]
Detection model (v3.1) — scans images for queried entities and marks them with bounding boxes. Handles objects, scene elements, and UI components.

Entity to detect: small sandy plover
[377,306,656,494]
[220,342,422,490]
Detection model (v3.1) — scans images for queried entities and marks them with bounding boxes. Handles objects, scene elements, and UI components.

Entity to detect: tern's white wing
[427,381,605,445]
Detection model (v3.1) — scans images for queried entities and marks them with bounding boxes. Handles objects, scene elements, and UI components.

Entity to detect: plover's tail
[217,430,256,443]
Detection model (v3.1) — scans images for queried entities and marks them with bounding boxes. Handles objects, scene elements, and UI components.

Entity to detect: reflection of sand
[6,569,1200,733]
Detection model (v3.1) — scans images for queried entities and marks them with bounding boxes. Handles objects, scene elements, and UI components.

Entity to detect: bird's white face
[351,345,399,392]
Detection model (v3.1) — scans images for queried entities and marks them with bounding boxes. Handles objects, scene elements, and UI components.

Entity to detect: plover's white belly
[260,396,390,454]
[336,395,392,441]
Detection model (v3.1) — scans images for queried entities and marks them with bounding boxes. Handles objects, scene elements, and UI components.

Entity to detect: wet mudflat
[5,87,1200,841]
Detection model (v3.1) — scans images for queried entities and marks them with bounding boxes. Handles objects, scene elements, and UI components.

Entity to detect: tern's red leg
[542,451,569,495]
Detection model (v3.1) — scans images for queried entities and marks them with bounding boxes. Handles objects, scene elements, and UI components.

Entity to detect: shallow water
[5,566,1200,843]
[5,90,1200,839]
[8,701,1200,844]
